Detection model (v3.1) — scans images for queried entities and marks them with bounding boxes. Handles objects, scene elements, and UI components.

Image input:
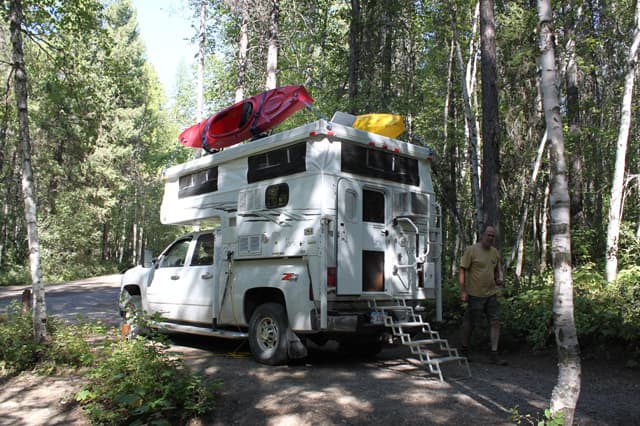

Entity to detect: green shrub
[0,266,30,286]
[0,301,42,373]
[43,318,106,369]
[76,336,216,425]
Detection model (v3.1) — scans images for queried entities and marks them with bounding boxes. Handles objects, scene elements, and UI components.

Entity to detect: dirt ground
[1,333,638,426]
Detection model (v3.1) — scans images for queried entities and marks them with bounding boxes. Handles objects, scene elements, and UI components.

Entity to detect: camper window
[341,144,419,186]
[265,183,289,208]
[247,142,306,183]
[178,167,218,198]
[363,190,385,223]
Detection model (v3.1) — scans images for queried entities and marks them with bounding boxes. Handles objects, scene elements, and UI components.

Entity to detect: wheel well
[123,285,141,297]
[244,288,286,323]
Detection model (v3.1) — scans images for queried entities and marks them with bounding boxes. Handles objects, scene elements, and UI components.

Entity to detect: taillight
[327,267,337,288]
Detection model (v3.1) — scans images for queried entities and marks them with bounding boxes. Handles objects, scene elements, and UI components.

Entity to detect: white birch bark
[10,0,47,342]
[605,0,640,283]
[266,0,279,89]
[506,130,547,273]
[196,0,206,122]
[450,6,483,235]
[538,1,581,423]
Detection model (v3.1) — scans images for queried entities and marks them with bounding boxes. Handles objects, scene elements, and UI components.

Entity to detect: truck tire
[121,294,144,339]
[248,303,289,365]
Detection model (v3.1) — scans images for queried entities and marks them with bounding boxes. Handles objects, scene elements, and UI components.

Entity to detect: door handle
[201,272,213,279]
[171,275,180,280]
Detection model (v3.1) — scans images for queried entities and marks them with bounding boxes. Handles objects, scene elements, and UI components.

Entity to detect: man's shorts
[463,294,500,324]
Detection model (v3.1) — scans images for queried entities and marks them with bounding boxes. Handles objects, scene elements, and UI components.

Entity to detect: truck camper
[119,118,468,379]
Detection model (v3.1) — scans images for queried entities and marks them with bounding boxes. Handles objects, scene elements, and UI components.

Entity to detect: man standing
[459,225,507,365]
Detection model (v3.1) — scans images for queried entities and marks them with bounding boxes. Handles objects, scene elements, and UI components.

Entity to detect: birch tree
[9,0,47,342]
[538,1,581,423]
[449,1,483,236]
[605,0,640,283]
[265,0,279,89]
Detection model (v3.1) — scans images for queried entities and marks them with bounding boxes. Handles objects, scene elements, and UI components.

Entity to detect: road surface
[0,275,122,326]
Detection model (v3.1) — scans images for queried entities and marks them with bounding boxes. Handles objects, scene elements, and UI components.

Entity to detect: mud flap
[287,329,308,359]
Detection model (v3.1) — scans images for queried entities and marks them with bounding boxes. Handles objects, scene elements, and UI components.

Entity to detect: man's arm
[459,267,469,301]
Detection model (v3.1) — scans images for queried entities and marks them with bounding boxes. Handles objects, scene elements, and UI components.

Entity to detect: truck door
[337,180,388,295]
[146,233,214,324]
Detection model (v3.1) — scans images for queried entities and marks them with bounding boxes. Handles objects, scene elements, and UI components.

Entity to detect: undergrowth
[0,302,216,424]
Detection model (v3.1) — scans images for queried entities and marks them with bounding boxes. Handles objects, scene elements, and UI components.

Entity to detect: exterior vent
[239,235,261,254]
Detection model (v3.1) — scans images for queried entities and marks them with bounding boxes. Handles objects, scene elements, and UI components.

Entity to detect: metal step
[153,321,248,339]
[406,338,448,346]
[377,298,471,381]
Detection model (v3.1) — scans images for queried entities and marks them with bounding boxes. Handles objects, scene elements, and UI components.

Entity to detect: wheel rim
[257,316,279,351]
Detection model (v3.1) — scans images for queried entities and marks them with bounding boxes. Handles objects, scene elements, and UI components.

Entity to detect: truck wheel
[121,295,143,339]
[248,303,289,365]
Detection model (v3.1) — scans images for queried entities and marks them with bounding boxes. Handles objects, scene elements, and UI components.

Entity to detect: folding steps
[369,299,470,381]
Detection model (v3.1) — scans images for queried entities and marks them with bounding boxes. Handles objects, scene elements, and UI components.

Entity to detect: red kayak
[179,85,313,151]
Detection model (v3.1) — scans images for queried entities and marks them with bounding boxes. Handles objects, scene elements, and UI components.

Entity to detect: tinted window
[266,183,289,208]
[178,167,218,198]
[191,234,214,266]
[158,238,192,268]
[363,190,385,223]
[341,144,419,185]
[248,142,306,183]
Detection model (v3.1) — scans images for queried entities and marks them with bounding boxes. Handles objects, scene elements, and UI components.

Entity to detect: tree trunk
[479,0,501,241]
[265,0,279,90]
[196,0,206,121]
[605,0,640,283]
[538,1,581,423]
[507,131,547,274]
[450,4,482,236]
[9,0,47,342]
[348,0,360,111]
[236,1,249,102]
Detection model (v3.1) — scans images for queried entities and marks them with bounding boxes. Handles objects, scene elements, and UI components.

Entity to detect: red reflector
[393,148,400,153]
[327,267,337,287]
[309,131,317,136]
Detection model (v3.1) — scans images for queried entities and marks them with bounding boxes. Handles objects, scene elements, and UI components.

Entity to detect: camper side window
[265,183,289,208]
[158,238,192,268]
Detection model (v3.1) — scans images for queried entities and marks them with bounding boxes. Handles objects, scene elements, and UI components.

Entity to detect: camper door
[337,179,389,295]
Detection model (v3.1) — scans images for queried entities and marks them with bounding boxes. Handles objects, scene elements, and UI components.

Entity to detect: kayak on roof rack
[179,85,314,152]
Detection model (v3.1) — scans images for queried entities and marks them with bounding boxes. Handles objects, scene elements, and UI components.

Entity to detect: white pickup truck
[119,119,444,366]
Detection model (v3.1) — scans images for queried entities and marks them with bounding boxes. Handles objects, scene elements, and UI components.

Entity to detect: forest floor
[1,335,638,425]
[1,275,638,425]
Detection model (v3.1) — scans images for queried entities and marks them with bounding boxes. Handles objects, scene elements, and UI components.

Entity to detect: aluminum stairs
[370,298,470,381]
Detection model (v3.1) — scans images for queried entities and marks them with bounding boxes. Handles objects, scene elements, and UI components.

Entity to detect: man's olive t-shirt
[460,243,501,297]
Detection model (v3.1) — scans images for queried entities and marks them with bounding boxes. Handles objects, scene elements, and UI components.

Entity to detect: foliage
[40,317,106,370]
[495,264,640,353]
[76,336,216,425]
[0,302,42,373]
[0,303,100,374]
[510,406,564,426]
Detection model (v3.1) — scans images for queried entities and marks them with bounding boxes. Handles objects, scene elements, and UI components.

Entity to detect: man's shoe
[490,351,507,366]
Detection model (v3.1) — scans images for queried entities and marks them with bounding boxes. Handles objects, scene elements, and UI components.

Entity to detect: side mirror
[142,249,154,268]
